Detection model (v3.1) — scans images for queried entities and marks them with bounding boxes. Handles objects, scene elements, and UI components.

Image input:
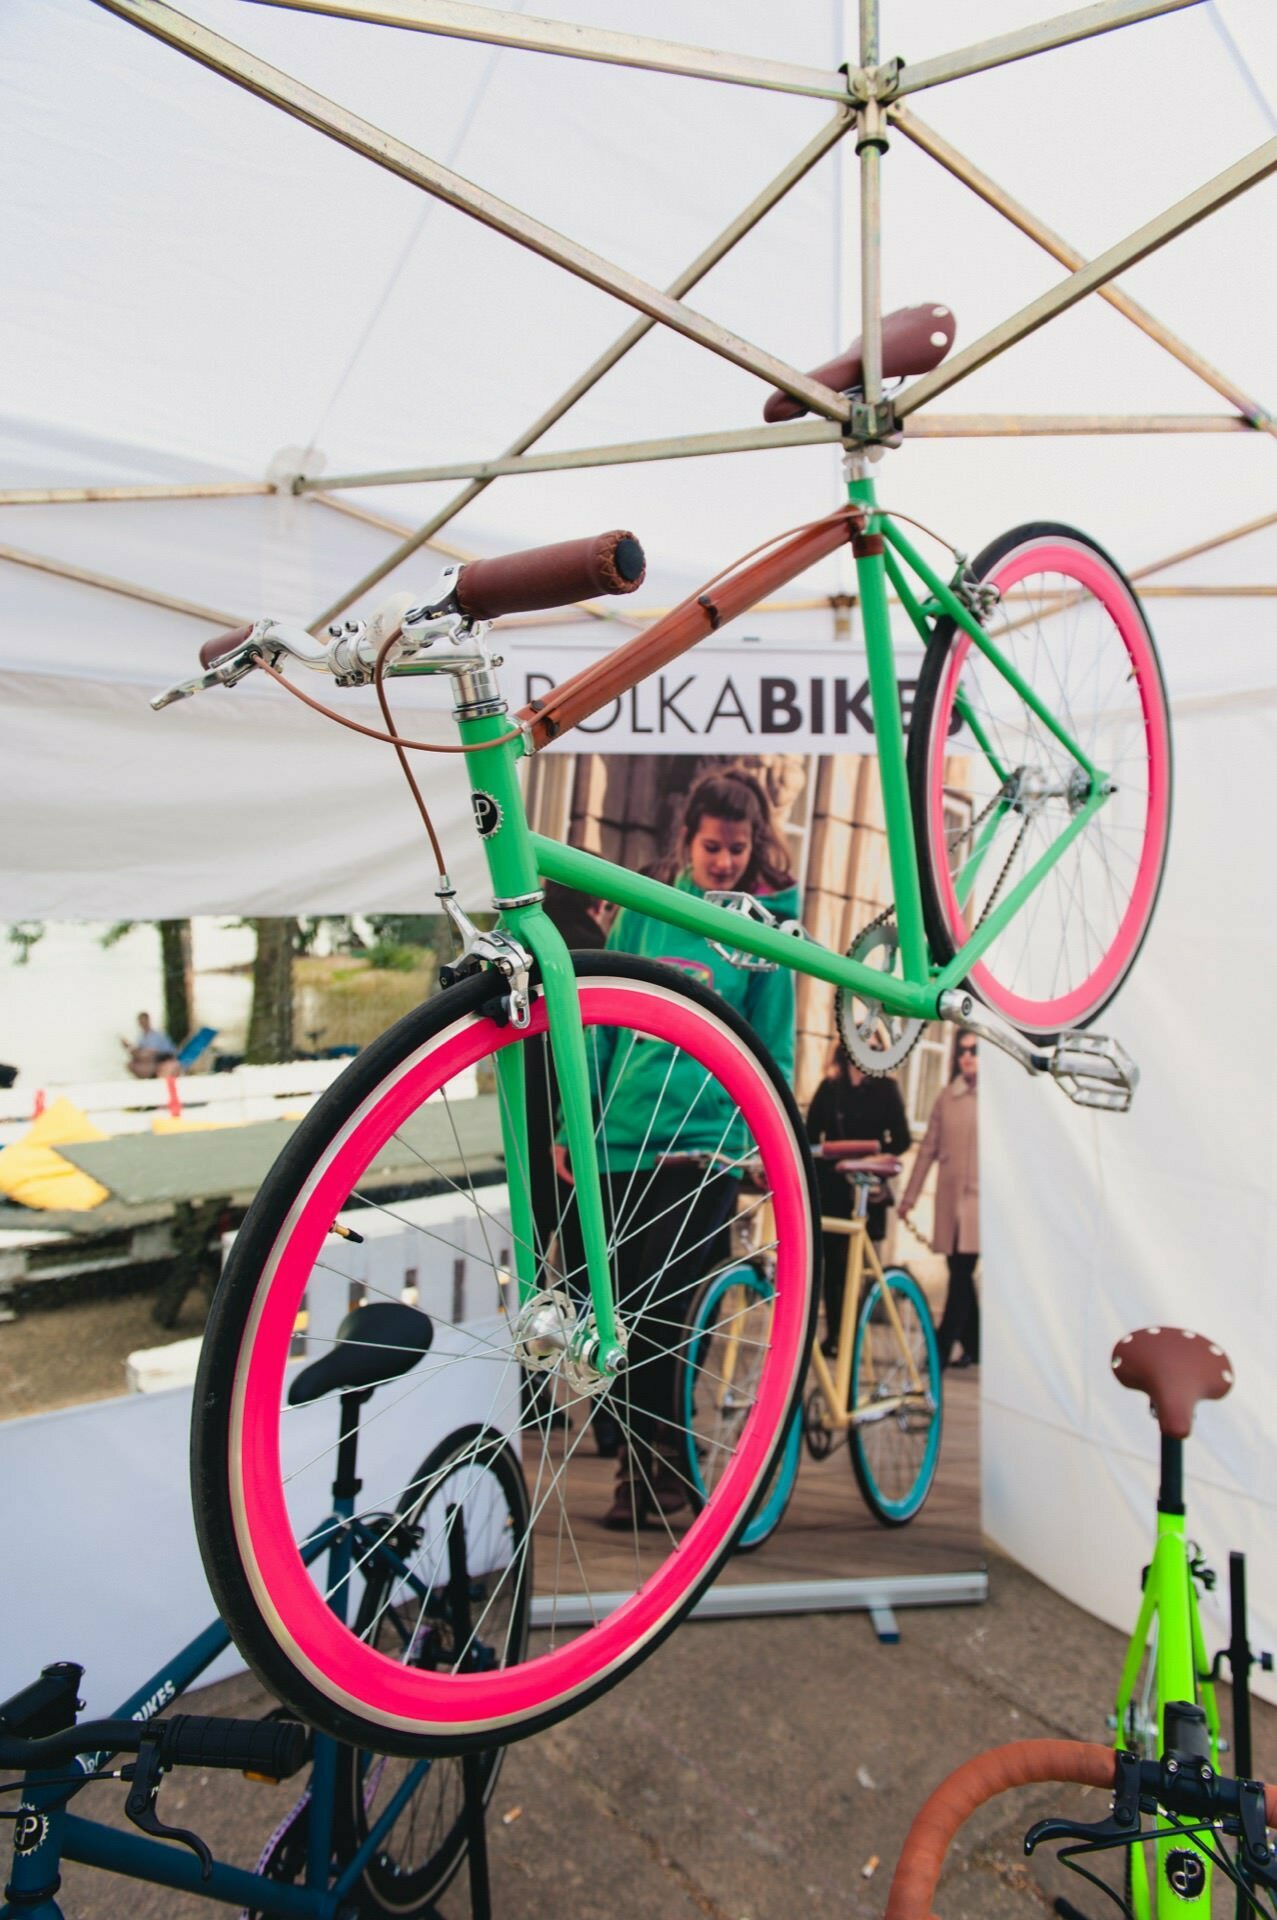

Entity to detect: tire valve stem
[329,1221,365,1244]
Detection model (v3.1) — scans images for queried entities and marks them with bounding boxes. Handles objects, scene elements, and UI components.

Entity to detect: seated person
[124,1011,178,1079]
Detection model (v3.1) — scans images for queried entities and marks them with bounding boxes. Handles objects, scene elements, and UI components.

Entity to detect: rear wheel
[334,1427,529,1916]
[907,524,1172,1039]
[848,1268,942,1526]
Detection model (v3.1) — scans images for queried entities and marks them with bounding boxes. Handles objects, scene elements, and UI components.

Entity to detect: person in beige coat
[899,1030,979,1369]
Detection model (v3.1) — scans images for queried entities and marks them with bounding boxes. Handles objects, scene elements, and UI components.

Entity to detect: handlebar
[182,529,646,692]
[884,1740,1277,1920]
[0,1713,307,1780]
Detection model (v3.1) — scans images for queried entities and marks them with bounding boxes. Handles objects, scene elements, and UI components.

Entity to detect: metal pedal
[703,890,813,971]
[1049,1033,1138,1112]
[937,990,1139,1111]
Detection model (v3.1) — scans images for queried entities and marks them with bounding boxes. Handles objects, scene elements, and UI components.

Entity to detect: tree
[245,918,297,1063]
[158,920,193,1045]
[102,919,194,1044]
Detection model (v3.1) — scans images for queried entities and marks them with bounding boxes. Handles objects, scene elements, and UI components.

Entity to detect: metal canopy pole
[91,0,849,427]
[896,131,1277,420]
[245,0,851,102]
[891,0,1203,97]
[308,106,854,625]
[0,542,243,627]
[296,412,1253,494]
[892,106,1274,434]
[857,0,884,413]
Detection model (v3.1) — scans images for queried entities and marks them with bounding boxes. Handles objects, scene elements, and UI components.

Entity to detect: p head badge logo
[13,1808,49,1856]
[471,791,502,839]
[1164,1848,1207,1901]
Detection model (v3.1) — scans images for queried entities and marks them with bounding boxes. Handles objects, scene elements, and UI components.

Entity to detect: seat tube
[1150,1508,1211,1914]
[848,475,929,983]
[457,719,620,1363]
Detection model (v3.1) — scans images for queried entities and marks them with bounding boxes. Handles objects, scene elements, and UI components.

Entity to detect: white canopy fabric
[4,0,1277,1683]
[4,0,1275,916]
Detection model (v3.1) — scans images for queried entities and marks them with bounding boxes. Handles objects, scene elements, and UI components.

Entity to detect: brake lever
[1024,1750,1144,1857]
[150,644,263,711]
[122,1737,213,1879]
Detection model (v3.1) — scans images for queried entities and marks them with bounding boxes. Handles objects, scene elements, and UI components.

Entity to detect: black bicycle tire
[905,521,1172,1042]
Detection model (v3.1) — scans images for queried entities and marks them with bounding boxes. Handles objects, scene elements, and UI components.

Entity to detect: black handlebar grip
[156,1714,308,1779]
[455,530,645,621]
[198,624,255,670]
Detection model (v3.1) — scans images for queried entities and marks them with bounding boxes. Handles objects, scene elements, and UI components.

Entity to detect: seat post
[1159,1432,1185,1517]
[333,1389,369,1508]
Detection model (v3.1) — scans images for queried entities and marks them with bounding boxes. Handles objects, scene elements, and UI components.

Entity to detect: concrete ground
[47,1540,1276,1920]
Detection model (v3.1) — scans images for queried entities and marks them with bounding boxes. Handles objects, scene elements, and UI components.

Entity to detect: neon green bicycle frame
[451,469,1110,1357]
[1115,1508,1221,1916]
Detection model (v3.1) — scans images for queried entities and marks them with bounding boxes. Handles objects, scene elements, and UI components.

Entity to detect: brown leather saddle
[1111,1326,1234,1439]
[763,302,956,422]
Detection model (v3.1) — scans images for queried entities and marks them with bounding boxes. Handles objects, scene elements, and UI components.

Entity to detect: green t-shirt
[584,876,799,1173]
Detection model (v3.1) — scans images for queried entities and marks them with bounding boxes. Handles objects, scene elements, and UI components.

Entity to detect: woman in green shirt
[576,767,799,1529]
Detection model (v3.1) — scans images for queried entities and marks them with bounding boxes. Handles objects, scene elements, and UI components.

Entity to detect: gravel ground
[0,1282,207,1422]
[34,1543,1277,1920]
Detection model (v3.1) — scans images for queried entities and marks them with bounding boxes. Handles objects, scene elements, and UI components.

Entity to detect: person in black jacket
[805,1048,911,1352]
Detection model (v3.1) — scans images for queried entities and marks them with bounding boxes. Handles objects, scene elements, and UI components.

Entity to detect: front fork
[459,714,622,1373]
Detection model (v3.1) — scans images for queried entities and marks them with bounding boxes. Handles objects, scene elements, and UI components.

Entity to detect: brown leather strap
[817,1139,880,1160]
[835,1154,900,1179]
[516,510,858,750]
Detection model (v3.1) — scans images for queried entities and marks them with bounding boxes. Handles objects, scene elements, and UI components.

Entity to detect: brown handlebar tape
[455,531,645,622]
[885,1740,1277,1920]
[199,624,255,670]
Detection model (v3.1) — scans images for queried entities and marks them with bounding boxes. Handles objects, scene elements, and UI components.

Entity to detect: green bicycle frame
[450,468,1111,1360]
[1114,1507,1221,1916]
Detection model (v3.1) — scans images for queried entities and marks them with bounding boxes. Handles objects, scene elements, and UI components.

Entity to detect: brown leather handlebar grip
[199,624,255,670]
[884,1740,1277,1920]
[455,530,645,622]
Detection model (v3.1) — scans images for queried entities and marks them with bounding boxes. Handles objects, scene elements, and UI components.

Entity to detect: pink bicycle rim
[231,978,811,1736]
[929,540,1170,1031]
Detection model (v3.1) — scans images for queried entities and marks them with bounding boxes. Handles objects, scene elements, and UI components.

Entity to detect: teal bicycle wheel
[848,1267,942,1526]
[682,1265,801,1552]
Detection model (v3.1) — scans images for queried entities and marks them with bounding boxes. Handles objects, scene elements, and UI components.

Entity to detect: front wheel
[681,1264,802,1552]
[192,954,817,1754]
[907,523,1172,1039]
[848,1267,942,1526]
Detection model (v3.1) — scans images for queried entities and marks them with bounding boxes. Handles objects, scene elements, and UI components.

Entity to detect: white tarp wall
[4,0,1277,1682]
[983,523,1277,1703]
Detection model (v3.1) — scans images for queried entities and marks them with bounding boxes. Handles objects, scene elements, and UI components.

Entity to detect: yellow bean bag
[0,1098,110,1212]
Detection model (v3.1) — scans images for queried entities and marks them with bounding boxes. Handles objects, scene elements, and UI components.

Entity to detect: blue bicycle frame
[2,1501,439,1919]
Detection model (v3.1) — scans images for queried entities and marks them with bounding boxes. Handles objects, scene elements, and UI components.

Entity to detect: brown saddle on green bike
[762,302,956,422]
[1111,1326,1234,1438]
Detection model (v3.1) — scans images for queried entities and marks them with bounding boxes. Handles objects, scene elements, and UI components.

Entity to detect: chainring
[835,911,925,1074]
